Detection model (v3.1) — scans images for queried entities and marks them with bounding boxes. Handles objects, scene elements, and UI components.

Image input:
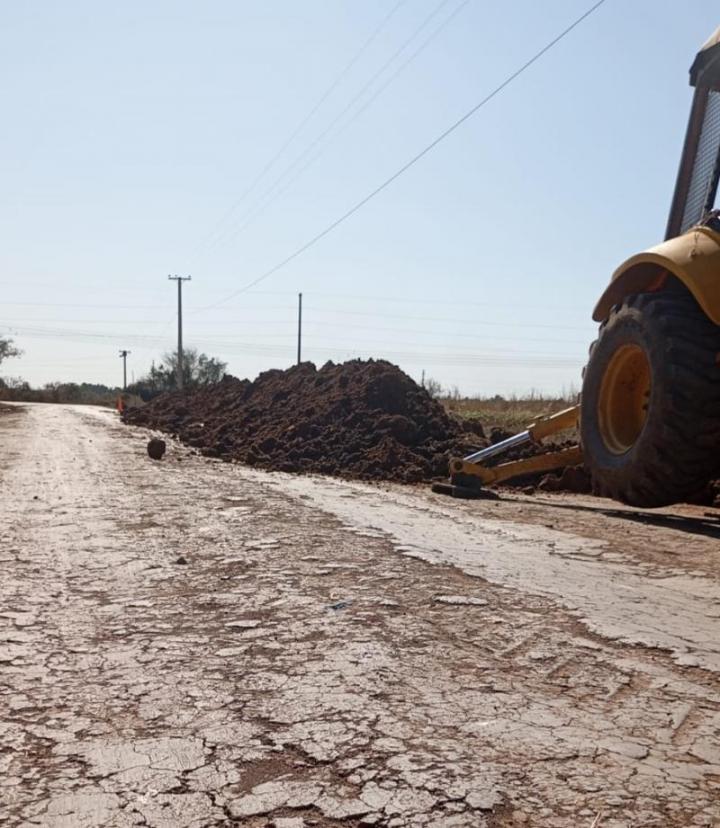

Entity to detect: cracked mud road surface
[2,403,720,827]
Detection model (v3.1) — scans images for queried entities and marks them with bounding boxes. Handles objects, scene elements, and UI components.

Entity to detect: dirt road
[2,403,720,827]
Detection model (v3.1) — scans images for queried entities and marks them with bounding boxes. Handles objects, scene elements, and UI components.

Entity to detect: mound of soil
[538,465,592,494]
[122,360,487,483]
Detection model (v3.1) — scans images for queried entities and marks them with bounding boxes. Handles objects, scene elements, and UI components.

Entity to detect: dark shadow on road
[512,497,720,541]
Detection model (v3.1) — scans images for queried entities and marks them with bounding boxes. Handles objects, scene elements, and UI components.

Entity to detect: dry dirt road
[2,403,720,828]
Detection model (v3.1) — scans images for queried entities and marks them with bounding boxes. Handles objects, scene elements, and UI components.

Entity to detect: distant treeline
[0,348,228,406]
[0,378,124,406]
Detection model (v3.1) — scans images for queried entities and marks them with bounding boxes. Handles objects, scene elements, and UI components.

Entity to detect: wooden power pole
[119,350,131,391]
[168,275,191,389]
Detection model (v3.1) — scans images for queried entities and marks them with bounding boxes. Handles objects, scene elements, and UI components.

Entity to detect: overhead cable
[200,0,607,311]
[190,0,408,256]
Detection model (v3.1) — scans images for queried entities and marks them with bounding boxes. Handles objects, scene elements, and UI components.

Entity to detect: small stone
[676,653,701,667]
[229,782,322,818]
[360,782,393,811]
[688,740,720,764]
[174,556,188,565]
[317,796,371,819]
[225,620,261,631]
[600,739,649,760]
[215,647,247,657]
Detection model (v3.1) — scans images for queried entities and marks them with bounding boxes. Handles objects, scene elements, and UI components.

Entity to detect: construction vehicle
[437,26,720,508]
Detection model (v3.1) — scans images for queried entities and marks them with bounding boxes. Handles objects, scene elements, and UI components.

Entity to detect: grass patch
[441,393,579,439]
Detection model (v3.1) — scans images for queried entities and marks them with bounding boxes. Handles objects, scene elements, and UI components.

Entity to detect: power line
[300,305,589,330]
[4,317,201,325]
[3,316,588,353]
[3,321,589,346]
[1,325,171,344]
[3,306,590,332]
[2,292,592,315]
[2,287,592,315]
[201,0,607,311]
[0,279,177,294]
[289,333,585,359]
[203,287,595,314]
[186,321,591,346]
[190,0,408,257]
[212,0,468,250]
[246,288,594,313]
[5,326,582,368]
[2,300,170,310]
[237,0,473,237]
[194,342,582,368]
[4,322,586,361]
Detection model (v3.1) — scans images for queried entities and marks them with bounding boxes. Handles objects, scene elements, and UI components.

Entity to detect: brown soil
[147,438,166,460]
[122,360,487,483]
[538,464,592,494]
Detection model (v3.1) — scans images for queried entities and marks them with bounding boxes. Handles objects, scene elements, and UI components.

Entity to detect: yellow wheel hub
[598,344,651,455]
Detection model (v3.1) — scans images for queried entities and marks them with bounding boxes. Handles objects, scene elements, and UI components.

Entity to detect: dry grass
[441,393,579,438]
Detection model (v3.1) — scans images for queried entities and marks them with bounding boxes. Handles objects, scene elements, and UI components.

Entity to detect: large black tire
[581,290,720,507]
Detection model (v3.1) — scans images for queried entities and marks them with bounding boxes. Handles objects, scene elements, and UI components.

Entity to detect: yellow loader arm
[434,406,582,497]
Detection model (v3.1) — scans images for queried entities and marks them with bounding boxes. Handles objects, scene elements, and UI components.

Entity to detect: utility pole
[119,350,131,391]
[168,275,191,389]
[297,292,303,365]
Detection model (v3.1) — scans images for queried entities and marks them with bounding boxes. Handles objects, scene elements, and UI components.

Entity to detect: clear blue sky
[1,1,718,395]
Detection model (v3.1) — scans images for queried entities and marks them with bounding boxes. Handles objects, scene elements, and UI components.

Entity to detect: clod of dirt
[123,360,486,484]
[460,418,485,439]
[538,465,592,494]
[489,426,513,444]
[147,438,166,460]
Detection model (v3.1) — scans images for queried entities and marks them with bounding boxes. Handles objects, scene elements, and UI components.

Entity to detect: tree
[159,348,227,389]
[0,338,21,366]
[0,376,30,392]
[128,348,227,399]
[423,376,444,398]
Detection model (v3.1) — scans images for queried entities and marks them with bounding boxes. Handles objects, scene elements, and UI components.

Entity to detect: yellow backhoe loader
[437,26,720,508]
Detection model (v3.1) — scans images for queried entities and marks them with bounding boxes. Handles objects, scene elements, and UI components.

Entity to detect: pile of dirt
[537,465,592,494]
[122,360,487,483]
